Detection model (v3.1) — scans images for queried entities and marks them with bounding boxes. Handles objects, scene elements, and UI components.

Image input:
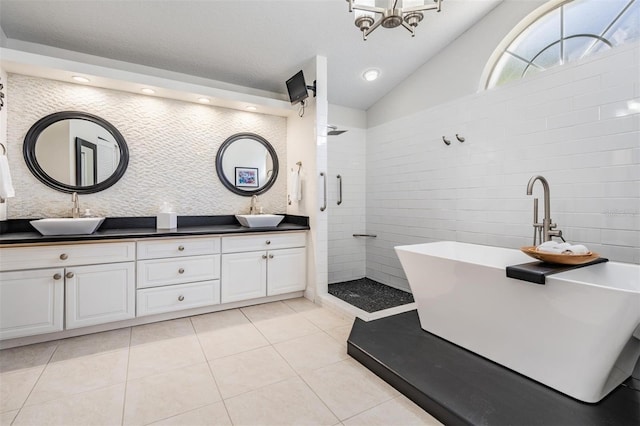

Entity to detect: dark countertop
[506,257,609,284]
[0,215,309,245]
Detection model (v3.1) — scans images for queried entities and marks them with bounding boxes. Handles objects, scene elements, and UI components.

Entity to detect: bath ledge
[506,257,609,284]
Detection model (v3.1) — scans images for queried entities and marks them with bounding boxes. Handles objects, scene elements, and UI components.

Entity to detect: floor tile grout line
[296,364,345,424]
[192,316,235,425]
[297,357,400,424]
[12,342,60,417]
[239,300,297,324]
[5,332,131,413]
[203,308,342,405]
[2,300,367,425]
[120,327,133,426]
[210,346,299,401]
[143,401,230,426]
[337,393,400,424]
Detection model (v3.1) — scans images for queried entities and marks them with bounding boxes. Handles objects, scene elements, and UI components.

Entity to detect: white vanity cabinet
[220,232,306,303]
[0,268,64,340]
[0,228,307,345]
[65,262,136,329]
[136,237,221,316]
[0,242,136,339]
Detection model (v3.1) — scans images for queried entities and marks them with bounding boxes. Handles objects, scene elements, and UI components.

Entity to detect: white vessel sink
[30,217,105,236]
[235,214,284,228]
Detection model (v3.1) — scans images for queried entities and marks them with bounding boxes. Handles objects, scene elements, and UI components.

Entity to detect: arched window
[485,0,639,89]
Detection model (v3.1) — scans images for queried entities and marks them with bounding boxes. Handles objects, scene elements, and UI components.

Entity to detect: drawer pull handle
[53,273,62,280]
[268,254,274,259]
[65,272,75,279]
[178,295,185,302]
[60,253,68,260]
[266,240,271,245]
[178,268,185,274]
[262,254,268,259]
[178,245,185,251]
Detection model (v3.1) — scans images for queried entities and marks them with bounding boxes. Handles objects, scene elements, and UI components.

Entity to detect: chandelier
[347,0,443,40]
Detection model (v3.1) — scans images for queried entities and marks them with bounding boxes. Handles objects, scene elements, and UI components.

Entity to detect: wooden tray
[520,246,600,265]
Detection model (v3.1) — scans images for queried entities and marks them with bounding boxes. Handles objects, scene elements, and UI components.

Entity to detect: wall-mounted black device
[286,70,316,105]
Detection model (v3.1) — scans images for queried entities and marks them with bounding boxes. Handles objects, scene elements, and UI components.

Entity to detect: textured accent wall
[6,74,287,219]
[366,44,640,291]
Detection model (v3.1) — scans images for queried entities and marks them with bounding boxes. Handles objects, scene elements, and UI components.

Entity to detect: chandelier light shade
[347,0,442,40]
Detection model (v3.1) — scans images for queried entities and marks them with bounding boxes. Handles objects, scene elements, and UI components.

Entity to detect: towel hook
[0,143,6,155]
[296,161,302,173]
[456,134,465,143]
[442,136,451,146]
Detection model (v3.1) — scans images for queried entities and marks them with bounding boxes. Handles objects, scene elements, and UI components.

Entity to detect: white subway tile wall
[366,43,640,291]
[328,128,367,284]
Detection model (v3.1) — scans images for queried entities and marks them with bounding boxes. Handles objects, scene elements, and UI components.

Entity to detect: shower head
[327,125,348,136]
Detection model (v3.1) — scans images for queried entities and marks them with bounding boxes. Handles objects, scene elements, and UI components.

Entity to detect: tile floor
[0,298,441,426]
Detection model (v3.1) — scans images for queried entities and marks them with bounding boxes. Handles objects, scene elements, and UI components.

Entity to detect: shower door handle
[320,172,327,211]
[337,175,342,205]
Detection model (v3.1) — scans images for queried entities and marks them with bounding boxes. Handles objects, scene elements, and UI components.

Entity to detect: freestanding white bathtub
[395,241,640,403]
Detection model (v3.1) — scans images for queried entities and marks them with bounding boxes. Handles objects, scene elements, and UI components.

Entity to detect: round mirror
[23,111,129,194]
[216,133,279,196]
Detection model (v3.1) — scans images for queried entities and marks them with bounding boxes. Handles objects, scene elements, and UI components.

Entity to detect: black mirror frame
[23,111,129,194]
[216,132,279,197]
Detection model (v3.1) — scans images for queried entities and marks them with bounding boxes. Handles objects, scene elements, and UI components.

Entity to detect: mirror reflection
[216,133,279,196]
[34,120,121,186]
[23,111,129,194]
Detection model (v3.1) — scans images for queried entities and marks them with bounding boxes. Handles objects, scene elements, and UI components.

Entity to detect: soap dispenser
[157,202,177,230]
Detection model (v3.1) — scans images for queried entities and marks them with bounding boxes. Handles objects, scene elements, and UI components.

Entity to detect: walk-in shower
[325,123,414,316]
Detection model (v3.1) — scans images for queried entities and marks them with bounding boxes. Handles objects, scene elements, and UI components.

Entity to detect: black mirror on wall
[23,111,129,194]
[216,132,279,196]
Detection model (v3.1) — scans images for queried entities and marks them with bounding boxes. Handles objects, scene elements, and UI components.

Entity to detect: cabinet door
[267,248,306,296]
[65,262,135,329]
[221,252,267,303]
[0,268,64,340]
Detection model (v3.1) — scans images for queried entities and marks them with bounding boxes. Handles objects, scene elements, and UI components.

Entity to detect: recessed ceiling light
[141,88,155,95]
[362,69,380,82]
[72,76,90,83]
[198,97,211,104]
[246,106,258,111]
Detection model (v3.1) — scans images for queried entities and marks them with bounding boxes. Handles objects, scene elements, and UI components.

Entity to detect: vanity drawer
[137,254,220,289]
[221,232,306,253]
[137,280,220,317]
[137,237,220,260]
[0,242,136,272]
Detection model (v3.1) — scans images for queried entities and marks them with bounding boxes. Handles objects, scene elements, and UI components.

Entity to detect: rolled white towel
[537,241,558,250]
[537,245,565,254]
[563,244,589,255]
[536,241,590,255]
[289,170,302,202]
[536,242,571,254]
[0,155,15,199]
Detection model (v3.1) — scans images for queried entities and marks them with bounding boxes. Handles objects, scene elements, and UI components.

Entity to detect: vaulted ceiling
[0,0,502,110]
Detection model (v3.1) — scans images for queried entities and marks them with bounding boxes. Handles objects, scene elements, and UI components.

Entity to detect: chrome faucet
[249,195,258,215]
[71,192,80,218]
[526,175,563,245]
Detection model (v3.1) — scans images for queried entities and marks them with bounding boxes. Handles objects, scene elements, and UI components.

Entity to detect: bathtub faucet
[526,175,563,245]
